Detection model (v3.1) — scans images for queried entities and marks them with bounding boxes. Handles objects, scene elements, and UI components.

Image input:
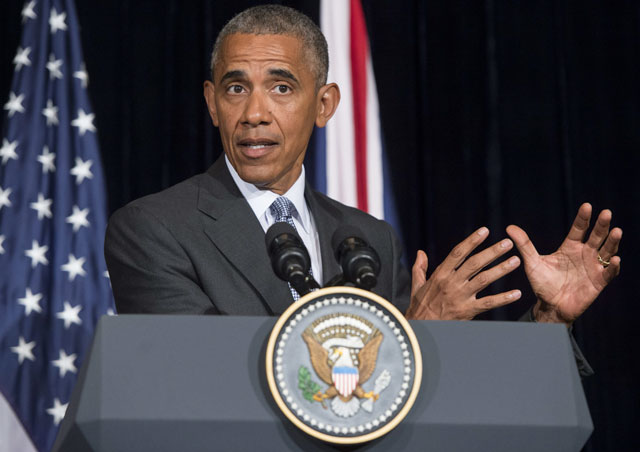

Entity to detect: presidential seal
[265,287,422,445]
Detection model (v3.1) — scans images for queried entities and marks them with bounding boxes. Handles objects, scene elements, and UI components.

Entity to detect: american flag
[0,1,114,451]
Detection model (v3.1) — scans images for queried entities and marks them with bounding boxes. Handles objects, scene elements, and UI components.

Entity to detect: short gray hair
[210,5,329,88]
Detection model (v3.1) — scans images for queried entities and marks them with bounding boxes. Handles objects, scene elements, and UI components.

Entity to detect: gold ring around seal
[597,254,610,268]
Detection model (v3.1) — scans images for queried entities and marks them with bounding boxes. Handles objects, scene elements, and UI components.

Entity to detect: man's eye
[274,85,291,94]
[227,85,245,94]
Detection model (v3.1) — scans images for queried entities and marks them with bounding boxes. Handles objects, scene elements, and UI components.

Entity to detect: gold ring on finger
[597,254,610,268]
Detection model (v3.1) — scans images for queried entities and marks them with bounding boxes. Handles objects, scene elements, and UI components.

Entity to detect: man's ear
[203,80,219,127]
[315,83,340,128]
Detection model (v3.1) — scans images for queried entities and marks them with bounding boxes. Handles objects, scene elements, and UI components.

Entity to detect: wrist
[405,302,438,320]
[532,300,572,327]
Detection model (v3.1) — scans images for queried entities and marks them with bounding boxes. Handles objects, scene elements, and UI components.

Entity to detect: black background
[2,1,638,450]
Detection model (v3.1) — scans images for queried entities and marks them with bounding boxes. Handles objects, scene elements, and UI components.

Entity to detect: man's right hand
[405,227,522,320]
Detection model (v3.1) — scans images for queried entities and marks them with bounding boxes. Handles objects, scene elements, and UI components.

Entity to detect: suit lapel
[305,185,343,286]
[196,158,293,315]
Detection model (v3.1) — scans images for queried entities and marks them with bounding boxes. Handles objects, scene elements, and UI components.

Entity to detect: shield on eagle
[332,366,359,398]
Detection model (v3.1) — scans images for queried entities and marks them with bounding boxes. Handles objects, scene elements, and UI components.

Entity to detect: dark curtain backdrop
[2,1,638,450]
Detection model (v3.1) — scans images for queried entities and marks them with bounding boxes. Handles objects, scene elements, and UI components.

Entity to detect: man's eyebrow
[219,70,247,84]
[268,68,299,84]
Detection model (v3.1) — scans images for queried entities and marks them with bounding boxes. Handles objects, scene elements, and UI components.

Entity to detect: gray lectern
[52,316,592,451]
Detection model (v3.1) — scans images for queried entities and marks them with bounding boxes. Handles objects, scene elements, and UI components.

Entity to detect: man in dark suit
[105,5,621,333]
[105,5,410,316]
[104,155,410,315]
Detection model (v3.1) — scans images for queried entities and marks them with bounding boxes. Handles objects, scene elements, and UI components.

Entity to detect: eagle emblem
[265,288,422,444]
[301,314,389,418]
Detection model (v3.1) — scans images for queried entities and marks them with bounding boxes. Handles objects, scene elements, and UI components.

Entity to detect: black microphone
[331,225,381,291]
[265,222,319,296]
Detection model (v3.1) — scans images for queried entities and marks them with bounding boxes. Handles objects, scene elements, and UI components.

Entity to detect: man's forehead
[214,34,309,80]
[218,33,304,62]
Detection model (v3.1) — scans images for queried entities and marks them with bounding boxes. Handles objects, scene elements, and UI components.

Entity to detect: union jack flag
[0,1,114,451]
[314,0,401,233]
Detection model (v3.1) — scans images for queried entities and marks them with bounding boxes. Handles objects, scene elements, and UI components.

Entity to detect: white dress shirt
[225,156,323,284]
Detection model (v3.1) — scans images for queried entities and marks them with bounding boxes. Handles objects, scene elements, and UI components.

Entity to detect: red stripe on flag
[350,0,368,211]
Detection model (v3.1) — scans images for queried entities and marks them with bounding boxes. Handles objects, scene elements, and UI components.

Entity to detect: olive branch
[298,366,324,407]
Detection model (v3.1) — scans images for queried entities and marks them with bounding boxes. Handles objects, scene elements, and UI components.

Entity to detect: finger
[598,227,623,261]
[468,256,521,292]
[586,209,612,250]
[474,289,522,315]
[459,238,514,280]
[411,250,428,296]
[603,256,621,284]
[506,225,541,266]
[565,202,592,242]
[440,227,489,273]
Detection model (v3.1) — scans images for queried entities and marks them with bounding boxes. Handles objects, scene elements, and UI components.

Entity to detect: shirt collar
[224,155,311,233]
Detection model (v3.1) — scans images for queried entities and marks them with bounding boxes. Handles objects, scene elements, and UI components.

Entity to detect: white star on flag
[38,146,56,173]
[13,47,32,71]
[18,288,44,316]
[73,64,89,88]
[56,301,83,329]
[46,398,68,426]
[42,99,59,126]
[70,109,96,136]
[49,8,68,34]
[24,240,49,268]
[11,337,36,364]
[0,234,5,254]
[0,139,19,164]
[46,54,63,80]
[30,193,53,220]
[61,254,86,281]
[0,185,12,209]
[51,350,77,377]
[66,205,90,232]
[70,157,93,184]
[4,92,25,117]
[21,1,37,22]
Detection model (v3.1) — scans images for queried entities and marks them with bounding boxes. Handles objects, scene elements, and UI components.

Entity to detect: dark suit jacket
[104,157,411,315]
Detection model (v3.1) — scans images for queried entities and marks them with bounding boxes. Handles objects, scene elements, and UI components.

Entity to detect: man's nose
[241,90,272,125]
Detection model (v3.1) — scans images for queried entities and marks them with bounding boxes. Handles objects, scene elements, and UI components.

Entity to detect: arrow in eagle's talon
[363,391,379,401]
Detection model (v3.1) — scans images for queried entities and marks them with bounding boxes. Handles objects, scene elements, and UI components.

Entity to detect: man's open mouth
[237,138,279,157]
[237,139,278,149]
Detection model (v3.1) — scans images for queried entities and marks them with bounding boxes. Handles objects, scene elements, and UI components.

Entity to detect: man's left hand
[506,203,622,325]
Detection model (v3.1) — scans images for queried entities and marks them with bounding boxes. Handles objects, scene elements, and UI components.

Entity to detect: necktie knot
[270,196,296,226]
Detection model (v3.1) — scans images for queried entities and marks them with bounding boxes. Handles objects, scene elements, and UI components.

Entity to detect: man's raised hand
[406,227,522,320]
[506,203,622,325]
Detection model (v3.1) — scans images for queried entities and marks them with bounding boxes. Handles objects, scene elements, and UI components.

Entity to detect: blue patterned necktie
[270,196,298,231]
[269,196,311,301]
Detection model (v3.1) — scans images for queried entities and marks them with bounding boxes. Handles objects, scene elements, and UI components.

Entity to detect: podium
[53,315,592,451]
